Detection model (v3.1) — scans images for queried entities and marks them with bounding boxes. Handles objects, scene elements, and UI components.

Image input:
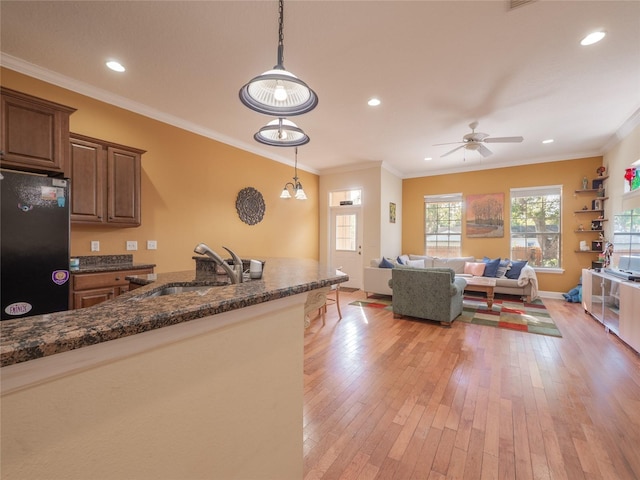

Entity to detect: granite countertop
[0,258,348,367]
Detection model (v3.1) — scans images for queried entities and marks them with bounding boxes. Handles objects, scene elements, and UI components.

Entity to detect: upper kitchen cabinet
[70,133,145,227]
[0,87,76,176]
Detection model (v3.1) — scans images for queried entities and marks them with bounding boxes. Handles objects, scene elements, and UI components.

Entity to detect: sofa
[363,254,539,301]
[388,267,467,326]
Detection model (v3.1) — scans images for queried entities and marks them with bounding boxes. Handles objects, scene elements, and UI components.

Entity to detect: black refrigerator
[1,169,70,320]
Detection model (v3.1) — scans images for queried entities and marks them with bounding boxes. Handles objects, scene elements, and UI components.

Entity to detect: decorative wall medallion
[236,187,266,225]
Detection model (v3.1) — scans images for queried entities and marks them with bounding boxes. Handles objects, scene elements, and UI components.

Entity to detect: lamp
[239,0,318,116]
[255,118,310,147]
[280,147,307,200]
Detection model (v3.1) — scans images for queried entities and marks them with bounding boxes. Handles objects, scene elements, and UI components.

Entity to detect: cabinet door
[0,88,75,175]
[619,283,640,353]
[73,287,116,309]
[107,146,141,226]
[70,137,105,223]
[582,269,592,313]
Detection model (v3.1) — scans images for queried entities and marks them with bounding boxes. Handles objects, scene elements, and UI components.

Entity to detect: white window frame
[424,193,463,257]
[510,185,562,271]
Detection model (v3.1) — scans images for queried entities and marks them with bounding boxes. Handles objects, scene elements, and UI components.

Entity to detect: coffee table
[463,276,497,309]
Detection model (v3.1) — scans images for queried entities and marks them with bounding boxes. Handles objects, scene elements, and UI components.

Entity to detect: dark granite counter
[0,258,347,367]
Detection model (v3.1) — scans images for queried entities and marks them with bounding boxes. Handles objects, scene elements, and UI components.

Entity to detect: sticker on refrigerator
[17,203,33,212]
[41,186,58,201]
[52,270,70,285]
[5,302,33,316]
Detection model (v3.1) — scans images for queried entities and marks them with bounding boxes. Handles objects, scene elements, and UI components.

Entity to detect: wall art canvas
[389,202,396,223]
[466,193,504,238]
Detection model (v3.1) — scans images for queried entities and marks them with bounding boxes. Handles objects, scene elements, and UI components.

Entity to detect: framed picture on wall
[389,202,396,223]
[466,193,504,237]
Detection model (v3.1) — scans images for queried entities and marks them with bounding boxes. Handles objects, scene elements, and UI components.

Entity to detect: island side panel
[1,296,305,479]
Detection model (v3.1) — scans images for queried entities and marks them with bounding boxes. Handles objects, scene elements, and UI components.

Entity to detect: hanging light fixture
[255,118,310,147]
[280,147,307,200]
[239,0,318,116]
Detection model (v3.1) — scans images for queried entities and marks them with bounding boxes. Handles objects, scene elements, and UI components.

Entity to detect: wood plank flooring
[303,290,640,480]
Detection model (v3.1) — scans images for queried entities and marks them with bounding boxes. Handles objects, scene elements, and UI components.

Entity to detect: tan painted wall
[1,69,319,273]
[402,157,604,293]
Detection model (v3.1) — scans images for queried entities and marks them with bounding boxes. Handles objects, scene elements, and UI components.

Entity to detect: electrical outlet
[126,241,138,251]
[91,241,100,252]
[147,240,157,250]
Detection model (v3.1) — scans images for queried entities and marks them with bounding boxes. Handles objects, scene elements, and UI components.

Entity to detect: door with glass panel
[330,207,362,289]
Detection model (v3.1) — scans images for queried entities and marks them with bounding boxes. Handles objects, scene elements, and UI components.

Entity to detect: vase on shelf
[582,176,588,190]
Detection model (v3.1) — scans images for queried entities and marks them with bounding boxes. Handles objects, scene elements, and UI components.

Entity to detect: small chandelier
[239,0,318,117]
[280,147,307,200]
[255,118,310,147]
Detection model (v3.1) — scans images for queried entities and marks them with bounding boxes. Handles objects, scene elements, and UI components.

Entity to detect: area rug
[349,294,562,337]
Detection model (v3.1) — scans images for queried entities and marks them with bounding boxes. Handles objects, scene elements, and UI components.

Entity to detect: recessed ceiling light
[542,139,554,144]
[424,157,432,161]
[367,98,381,107]
[580,31,606,46]
[106,60,125,72]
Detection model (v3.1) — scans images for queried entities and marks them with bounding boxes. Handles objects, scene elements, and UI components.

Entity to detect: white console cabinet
[582,268,640,353]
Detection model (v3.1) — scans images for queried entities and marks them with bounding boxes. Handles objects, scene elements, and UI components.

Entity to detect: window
[612,208,640,267]
[329,189,361,207]
[424,193,462,256]
[335,213,357,251]
[510,186,562,268]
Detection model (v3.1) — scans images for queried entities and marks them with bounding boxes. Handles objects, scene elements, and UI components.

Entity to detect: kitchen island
[1,258,347,480]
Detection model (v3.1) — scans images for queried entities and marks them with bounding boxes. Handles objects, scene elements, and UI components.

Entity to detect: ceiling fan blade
[433,141,464,147]
[478,144,492,157]
[441,145,465,157]
[484,136,524,143]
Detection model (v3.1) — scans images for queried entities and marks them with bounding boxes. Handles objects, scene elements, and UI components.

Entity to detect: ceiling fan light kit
[435,121,524,158]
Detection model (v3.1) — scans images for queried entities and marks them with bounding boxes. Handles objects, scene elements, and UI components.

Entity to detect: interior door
[330,207,362,289]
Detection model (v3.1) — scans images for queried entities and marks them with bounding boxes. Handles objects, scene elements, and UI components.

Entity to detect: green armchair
[388,267,467,326]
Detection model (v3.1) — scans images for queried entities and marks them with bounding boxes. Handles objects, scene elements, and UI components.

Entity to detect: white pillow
[407,259,425,268]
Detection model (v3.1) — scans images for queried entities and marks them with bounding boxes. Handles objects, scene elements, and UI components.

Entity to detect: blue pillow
[482,257,501,277]
[396,256,404,265]
[379,257,394,269]
[506,260,528,279]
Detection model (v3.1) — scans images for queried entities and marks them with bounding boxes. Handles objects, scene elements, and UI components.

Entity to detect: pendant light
[255,118,310,147]
[239,0,318,116]
[280,147,307,199]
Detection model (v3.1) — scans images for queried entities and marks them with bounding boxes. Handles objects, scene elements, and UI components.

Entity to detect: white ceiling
[1,1,639,177]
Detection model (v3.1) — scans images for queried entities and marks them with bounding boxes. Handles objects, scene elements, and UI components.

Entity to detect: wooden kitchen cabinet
[71,267,153,309]
[1,87,76,175]
[70,133,145,226]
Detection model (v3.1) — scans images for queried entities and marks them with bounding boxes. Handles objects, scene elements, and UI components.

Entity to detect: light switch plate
[91,241,100,252]
[126,241,138,251]
[147,240,157,250]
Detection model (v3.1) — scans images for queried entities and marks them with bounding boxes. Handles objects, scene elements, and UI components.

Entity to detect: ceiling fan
[434,121,524,158]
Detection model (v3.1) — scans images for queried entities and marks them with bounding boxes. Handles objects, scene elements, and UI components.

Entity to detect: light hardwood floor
[303,290,640,480]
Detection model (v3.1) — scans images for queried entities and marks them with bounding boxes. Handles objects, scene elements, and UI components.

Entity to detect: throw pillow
[496,259,511,278]
[482,257,501,277]
[506,260,528,279]
[379,257,394,269]
[396,254,410,265]
[396,256,404,265]
[407,259,425,268]
[464,262,486,276]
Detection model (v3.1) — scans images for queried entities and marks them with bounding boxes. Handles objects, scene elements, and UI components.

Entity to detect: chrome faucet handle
[223,246,244,283]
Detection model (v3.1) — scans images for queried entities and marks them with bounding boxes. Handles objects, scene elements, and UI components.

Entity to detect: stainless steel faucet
[194,243,242,284]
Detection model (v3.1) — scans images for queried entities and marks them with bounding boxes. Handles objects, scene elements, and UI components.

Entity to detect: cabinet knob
[115,277,121,281]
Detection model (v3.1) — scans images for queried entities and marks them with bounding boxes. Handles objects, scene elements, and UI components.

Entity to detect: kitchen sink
[143,282,228,298]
